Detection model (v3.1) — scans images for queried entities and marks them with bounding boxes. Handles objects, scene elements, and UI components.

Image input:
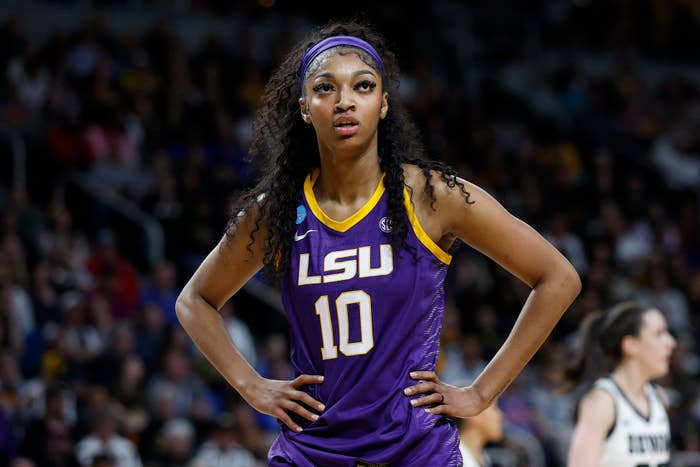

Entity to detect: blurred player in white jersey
[566,302,676,467]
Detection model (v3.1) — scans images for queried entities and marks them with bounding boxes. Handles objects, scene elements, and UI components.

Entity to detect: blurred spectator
[4,184,44,253]
[58,291,104,376]
[231,403,270,461]
[140,261,178,327]
[652,127,700,190]
[0,233,31,293]
[152,418,195,467]
[440,334,487,387]
[139,387,178,464]
[6,41,51,114]
[191,412,259,467]
[141,170,184,262]
[75,407,142,467]
[134,303,167,374]
[88,321,135,386]
[0,379,18,465]
[529,343,576,466]
[0,280,23,354]
[110,353,149,442]
[637,255,690,337]
[498,374,539,437]
[146,349,210,420]
[19,384,79,467]
[544,211,588,276]
[86,230,140,320]
[38,206,92,287]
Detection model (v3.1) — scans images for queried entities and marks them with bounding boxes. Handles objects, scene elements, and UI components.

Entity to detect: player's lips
[334,117,359,136]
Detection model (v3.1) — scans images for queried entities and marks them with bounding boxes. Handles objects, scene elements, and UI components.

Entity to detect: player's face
[482,403,504,442]
[299,52,388,155]
[469,402,503,443]
[632,309,676,379]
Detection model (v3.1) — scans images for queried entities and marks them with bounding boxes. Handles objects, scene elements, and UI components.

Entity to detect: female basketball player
[458,400,504,467]
[566,302,676,467]
[176,20,581,465]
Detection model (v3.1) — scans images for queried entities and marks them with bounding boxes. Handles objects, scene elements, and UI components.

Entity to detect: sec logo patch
[379,216,392,233]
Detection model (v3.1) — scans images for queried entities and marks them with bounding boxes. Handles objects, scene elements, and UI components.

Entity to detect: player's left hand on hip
[404,370,484,418]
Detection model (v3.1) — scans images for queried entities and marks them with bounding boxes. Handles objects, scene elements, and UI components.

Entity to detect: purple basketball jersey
[269,171,461,466]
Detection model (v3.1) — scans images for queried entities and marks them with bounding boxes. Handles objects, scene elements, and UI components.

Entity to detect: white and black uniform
[594,377,670,467]
[458,442,492,467]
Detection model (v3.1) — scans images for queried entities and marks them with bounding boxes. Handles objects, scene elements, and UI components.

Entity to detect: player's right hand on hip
[242,374,325,433]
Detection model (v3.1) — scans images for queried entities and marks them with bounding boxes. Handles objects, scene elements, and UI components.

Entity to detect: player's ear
[380,92,389,119]
[299,97,312,124]
[621,334,639,358]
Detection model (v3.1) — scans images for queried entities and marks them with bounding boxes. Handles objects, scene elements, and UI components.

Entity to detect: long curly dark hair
[225,19,473,279]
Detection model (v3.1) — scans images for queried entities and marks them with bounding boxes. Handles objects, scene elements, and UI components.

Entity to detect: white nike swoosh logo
[294,229,317,241]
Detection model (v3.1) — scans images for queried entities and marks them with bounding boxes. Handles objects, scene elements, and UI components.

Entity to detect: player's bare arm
[176,209,325,433]
[567,389,615,467]
[403,166,581,417]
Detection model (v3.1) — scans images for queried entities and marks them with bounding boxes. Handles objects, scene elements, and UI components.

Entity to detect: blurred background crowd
[1,0,699,466]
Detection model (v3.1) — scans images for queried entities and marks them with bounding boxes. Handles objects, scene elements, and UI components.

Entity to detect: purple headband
[298,35,384,90]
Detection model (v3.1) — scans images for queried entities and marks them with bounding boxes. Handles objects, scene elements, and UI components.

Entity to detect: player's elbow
[175,289,196,326]
[542,257,581,304]
[557,259,582,304]
[562,261,582,298]
[176,285,218,327]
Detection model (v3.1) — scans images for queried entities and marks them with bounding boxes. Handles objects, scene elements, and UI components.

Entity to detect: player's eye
[355,80,377,92]
[312,82,334,93]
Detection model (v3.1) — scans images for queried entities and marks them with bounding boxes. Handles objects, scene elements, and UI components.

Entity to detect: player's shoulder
[583,386,616,408]
[401,163,425,191]
[400,162,471,205]
[576,387,616,430]
[578,386,616,421]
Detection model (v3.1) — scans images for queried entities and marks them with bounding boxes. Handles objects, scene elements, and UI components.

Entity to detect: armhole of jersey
[402,187,452,265]
[594,384,617,440]
[606,394,617,440]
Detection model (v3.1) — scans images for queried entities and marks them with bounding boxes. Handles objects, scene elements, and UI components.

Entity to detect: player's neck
[315,151,382,205]
[611,366,647,400]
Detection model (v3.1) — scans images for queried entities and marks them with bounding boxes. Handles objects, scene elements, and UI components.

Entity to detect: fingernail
[410,399,417,406]
[403,388,411,395]
[295,427,302,432]
[312,414,319,421]
[410,372,417,377]
[319,404,325,411]
[319,376,324,381]
[424,408,432,413]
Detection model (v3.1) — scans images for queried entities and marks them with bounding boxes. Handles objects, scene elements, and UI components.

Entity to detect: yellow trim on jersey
[403,187,452,265]
[304,169,386,232]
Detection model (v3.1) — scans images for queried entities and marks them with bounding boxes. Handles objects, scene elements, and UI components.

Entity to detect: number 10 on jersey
[314,290,374,360]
